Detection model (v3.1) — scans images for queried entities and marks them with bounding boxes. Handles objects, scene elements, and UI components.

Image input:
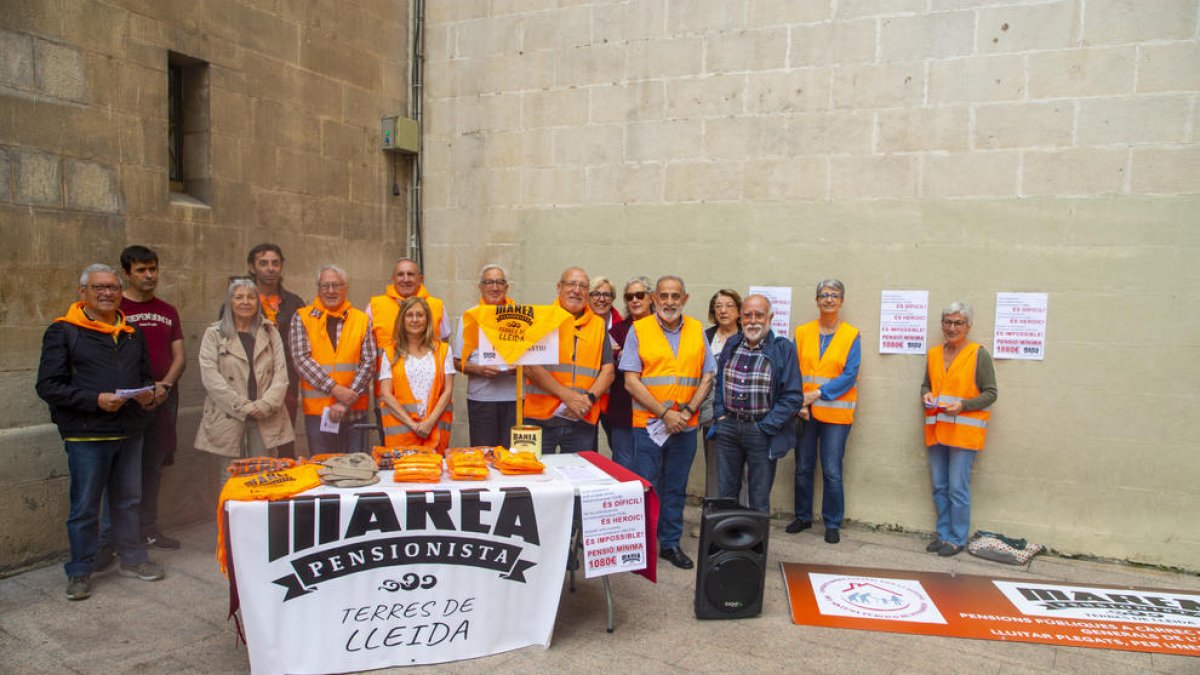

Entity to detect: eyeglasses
[624,291,648,302]
[741,311,769,320]
[86,284,121,294]
[657,292,684,302]
[942,319,968,327]
[589,291,614,300]
[817,293,842,300]
[318,282,346,291]
[480,279,508,287]
[560,281,589,290]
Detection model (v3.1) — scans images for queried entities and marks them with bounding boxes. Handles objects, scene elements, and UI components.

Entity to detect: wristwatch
[680,403,693,416]
[586,392,597,404]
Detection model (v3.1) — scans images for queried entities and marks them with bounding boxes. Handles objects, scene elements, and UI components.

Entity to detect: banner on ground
[228,481,575,674]
[782,562,1200,657]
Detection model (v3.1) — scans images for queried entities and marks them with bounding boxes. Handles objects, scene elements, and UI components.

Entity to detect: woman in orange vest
[378,297,454,451]
[788,279,861,545]
[922,302,997,557]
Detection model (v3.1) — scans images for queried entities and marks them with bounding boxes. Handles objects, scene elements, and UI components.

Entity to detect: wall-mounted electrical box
[381,115,419,154]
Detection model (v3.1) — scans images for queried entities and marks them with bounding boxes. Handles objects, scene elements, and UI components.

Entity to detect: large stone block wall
[421,1,1199,569]
[0,1,411,573]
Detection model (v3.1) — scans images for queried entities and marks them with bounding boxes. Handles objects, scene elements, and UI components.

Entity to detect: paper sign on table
[579,481,647,578]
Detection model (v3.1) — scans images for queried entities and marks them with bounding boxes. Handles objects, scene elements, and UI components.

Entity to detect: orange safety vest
[631,315,706,429]
[297,301,370,415]
[380,342,454,451]
[369,285,445,356]
[924,342,991,451]
[524,303,607,425]
[795,321,859,424]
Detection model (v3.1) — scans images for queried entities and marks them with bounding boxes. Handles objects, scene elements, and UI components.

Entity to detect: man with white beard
[621,275,715,569]
[709,294,804,513]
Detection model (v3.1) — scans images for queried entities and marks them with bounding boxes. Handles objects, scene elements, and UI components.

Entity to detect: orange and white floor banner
[782,562,1200,657]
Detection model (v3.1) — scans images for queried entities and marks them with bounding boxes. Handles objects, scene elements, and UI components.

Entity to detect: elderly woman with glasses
[921,301,998,557]
[787,279,861,544]
[195,279,294,459]
[588,276,623,330]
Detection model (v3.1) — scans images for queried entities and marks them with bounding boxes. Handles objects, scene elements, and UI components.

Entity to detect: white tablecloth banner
[228,478,575,674]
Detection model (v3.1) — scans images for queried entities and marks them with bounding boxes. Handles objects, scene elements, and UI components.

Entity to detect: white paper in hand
[115,386,154,400]
[646,418,670,447]
[320,407,341,433]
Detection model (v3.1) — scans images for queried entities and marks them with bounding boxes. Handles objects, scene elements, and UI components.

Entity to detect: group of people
[37,246,998,601]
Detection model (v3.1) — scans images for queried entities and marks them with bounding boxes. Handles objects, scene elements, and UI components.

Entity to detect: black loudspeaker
[694,498,769,619]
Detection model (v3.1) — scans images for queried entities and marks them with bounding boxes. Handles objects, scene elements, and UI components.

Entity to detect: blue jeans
[529,419,595,454]
[714,419,777,514]
[632,427,697,549]
[65,437,149,577]
[609,425,634,469]
[928,444,977,546]
[793,419,851,529]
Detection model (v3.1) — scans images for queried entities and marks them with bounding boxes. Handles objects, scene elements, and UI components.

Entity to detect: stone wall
[0,0,411,573]
[421,1,1200,569]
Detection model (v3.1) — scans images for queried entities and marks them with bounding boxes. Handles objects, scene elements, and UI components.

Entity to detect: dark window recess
[167,52,211,204]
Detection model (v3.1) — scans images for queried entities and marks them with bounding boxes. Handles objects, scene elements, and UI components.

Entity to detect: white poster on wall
[749,286,792,337]
[993,292,1049,360]
[879,290,929,355]
[227,481,575,674]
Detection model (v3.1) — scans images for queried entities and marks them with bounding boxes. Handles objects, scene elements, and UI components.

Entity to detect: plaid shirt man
[288,312,377,423]
[722,339,774,417]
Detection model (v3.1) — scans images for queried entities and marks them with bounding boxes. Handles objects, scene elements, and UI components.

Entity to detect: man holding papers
[621,275,715,569]
[37,264,162,601]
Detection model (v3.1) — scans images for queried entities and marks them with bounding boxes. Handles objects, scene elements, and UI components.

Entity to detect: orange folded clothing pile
[491,446,545,475]
[446,447,489,480]
[307,452,347,464]
[372,445,433,470]
[391,447,443,483]
[226,456,296,477]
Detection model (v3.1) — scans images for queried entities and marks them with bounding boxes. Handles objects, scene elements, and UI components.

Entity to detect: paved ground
[1,510,1197,674]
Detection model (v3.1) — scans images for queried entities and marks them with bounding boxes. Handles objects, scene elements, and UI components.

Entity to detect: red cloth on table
[577,451,658,583]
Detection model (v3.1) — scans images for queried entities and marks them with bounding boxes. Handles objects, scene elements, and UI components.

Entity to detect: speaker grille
[703,554,763,613]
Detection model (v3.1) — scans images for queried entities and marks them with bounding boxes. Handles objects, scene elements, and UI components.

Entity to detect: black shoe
[937,542,964,557]
[785,518,812,534]
[65,575,91,601]
[824,528,840,544]
[659,546,694,569]
[925,539,944,553]
[143,530,181,550]
[94,545,118,574]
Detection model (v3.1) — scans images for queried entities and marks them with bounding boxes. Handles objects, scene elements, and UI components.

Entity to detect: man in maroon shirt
[114,245,186,550]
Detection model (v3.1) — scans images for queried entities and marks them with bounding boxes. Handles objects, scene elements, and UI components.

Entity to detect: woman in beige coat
[196,278,294,458]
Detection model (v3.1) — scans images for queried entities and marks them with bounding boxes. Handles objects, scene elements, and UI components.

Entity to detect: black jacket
[36,321,154,438]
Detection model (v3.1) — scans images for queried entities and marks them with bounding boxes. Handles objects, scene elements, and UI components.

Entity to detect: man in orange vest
[621,275,715,569]
[368,258,450,356]
[288,264,377,455]
[453,264,518,447]
[524,267,615,453]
